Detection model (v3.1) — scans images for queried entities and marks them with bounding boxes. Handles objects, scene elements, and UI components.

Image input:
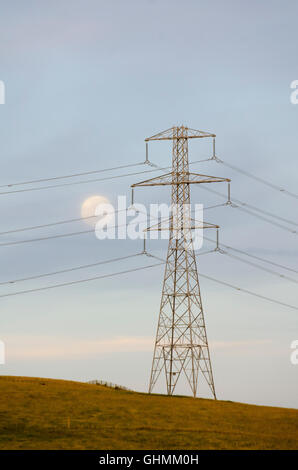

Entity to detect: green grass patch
[0,376,297,450]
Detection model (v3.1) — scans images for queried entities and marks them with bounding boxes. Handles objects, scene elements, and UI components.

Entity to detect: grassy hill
[0,376,297,450]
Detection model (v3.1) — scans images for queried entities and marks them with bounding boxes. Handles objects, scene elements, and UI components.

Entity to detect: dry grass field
[0,376,297,450]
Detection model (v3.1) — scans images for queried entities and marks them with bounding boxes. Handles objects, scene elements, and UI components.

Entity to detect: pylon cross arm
[144,217,219,232]
[145,126,216,141]
[131,172,230,188]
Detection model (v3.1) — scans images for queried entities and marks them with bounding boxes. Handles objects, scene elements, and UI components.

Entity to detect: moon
[81,195,110,226]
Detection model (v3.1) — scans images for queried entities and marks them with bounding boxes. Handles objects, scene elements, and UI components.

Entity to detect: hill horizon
[0,375,297,450]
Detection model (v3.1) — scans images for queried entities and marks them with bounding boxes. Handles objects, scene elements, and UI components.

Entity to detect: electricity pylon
[132,126,230,398]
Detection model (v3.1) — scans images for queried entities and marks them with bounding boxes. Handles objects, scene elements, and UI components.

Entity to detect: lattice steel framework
[132,126,230,398]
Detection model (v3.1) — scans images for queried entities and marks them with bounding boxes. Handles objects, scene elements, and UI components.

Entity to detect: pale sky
[0,0,297,408]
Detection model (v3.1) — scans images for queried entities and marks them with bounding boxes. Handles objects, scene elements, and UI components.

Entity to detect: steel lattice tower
[132,126,230,398]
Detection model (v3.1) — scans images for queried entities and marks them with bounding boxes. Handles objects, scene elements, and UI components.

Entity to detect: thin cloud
[3,335,154,359]
[2,335,273,360]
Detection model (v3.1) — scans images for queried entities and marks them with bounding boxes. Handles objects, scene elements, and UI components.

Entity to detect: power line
[1,248,297,311]
[217,249,298,285]
[198,185,298,233]
[232,200,298,227]
[230,203,297,234]
[1,239,297,311]
[0,227,95,247]
[150,161,298,229]
[0,252,143,285]
[0,215,97,236]
[0,168,159,195]
[0,203,225,237]
[0,214,145,247]
[4,211,295,290]
[0,158,210,196]
[146,253,298,312]
[0,187,223,243]
[0,162,146,189]
[204,203,227,211]
[2,198,297,289]
[0,208,127,236]
[0,203,226,247]
[144,207,298,277]
[216,158,298,201]
[203,235,298,275]
[140,207,298,281]
[0,262,164,299]
[200,272,298,311]
[0,249,214,286]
